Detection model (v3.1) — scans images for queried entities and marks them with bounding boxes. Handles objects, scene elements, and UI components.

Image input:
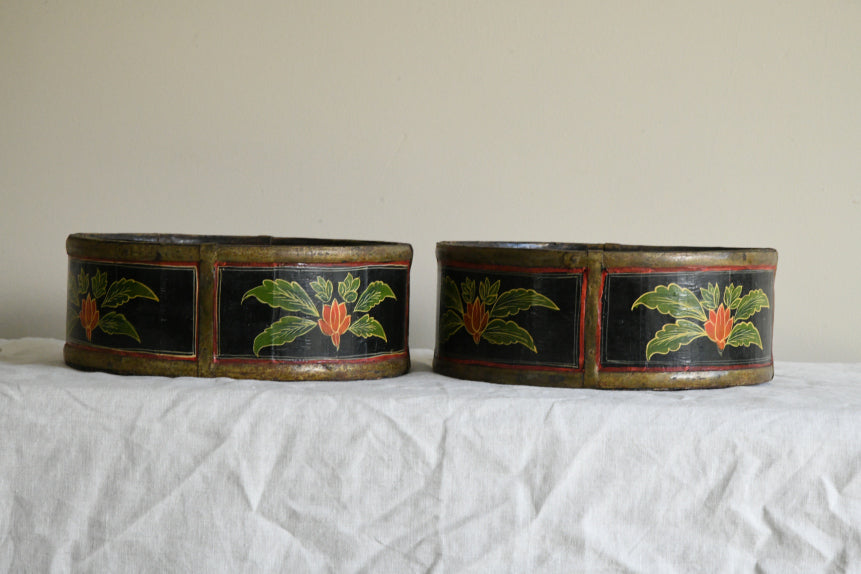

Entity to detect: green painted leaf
[91,270,108,299]
[101,278,159,309]
[632,283,707,322]
[242,279,319,317]
[461,277,475,304]
[482,318,538,352]
[490,288,559,319]
[353,281,396,313]
[68,273,80,307]
[348,314,387,341]
[485,280,500,306]
[338,273,360,303]
[724,283,742,310]
[98,312,141,342]
[645,319,707,360]
[439,309,464,341]
[725,321,763,349]
[252,315,318,356]
[478,278,489,303]
[734,289,769,321]
[66,311,79,337]
[700,283,720,311]
[478,278,500,305]
[443,276,463,314]
[310,277,333,302]
[77,269,89,295]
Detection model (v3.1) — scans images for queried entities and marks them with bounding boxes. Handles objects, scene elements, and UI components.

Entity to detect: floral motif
[242,273,396,356]
[440,276,558,352]
[318,300,351,349]
[463,297,489,344]
[703,304,733,351]
[79,294,100,341]
[68,268,159,343]
[632,282,769,359]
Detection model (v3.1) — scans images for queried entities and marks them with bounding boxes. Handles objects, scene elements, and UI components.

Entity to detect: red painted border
[605,264,777,274]
[573,269,588,370]
[437,355,580,373]
[596,265,776,372]
[67,257,200,359]
[212,261,411,362]
[214,350,408,366]
[215,260,411,269]
[70,256,199,269]
[598,361,774,374]
[441,260,583,274]
[65,340,198,362]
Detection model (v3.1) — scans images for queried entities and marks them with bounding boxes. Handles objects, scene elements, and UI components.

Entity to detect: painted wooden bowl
[434,242,777,389]
[65,234,412,380]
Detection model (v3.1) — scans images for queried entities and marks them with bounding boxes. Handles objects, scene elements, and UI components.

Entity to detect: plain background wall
[1,1,859,362]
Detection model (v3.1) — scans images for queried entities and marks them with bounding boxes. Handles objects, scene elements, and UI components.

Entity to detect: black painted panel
[66,259,197,356]
[436,266,583,370]
[600,269,775,369]
[217,265,408,361]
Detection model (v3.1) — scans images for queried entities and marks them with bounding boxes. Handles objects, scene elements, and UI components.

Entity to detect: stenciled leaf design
[91,270,108,300]
[338,273,360,304]
[461,277,476,304]
[77,269,89,295]
[645,319,707,360]
[443,276,463,315]
[724,283,743,310]
[487,280,500,305]
[310,277,333,302]
[68,272,81,307]
[343,290,358,304]
[479,278,500,306]
[632,283,707,322]
[98,311,141,342]
[242,279,319,317]
[734,289,769,321]
[482,318,538,352]
[725,321,763,349]
[439,309,464,341]
[101,278,159,309]
[66,311,80,337]
[700,283,720,311]
[490,288,559,319]
[252,315,318,356]
[348,314,387,341]
[353,281,396,313]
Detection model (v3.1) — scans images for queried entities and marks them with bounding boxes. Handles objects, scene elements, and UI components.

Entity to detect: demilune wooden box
[434,242,776,389]
[65,234,412,381]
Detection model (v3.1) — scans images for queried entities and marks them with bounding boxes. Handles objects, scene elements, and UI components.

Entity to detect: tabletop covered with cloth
[1,338,860,572]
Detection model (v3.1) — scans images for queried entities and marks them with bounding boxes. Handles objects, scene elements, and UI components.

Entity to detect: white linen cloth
[1,338,860,573]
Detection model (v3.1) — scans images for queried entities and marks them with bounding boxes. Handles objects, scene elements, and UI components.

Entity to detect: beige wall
[2,1,859,361]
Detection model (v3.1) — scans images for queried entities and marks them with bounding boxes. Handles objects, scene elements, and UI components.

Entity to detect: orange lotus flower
[704,303,733,351]
[463,297,490,344]
[318,299,351,349]
[79,294,99,341]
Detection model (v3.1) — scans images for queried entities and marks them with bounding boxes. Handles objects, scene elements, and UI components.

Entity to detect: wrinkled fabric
[1,338,860,573]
